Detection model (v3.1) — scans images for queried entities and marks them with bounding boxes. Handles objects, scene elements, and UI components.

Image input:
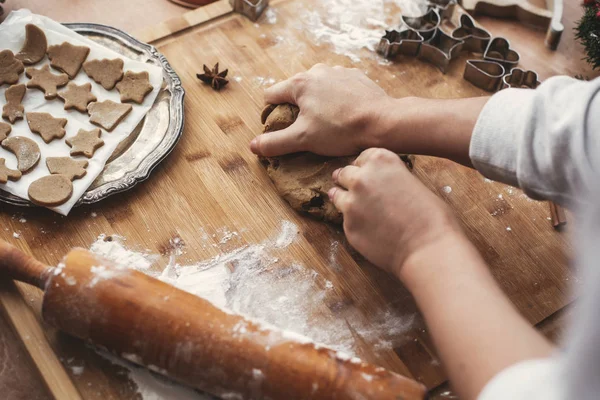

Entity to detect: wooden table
[1,1,597,399]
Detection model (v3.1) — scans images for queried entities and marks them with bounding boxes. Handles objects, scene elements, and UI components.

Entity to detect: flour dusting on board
[89,220,415,399]
[295,0,428,62]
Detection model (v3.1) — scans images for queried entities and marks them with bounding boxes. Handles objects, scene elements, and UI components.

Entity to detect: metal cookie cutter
[483,37,520,70]
[418,28,464,73]
[428,0,457,20]
[402,8,441,41]
[501,68,541,89]
[377,29,424,59]
[229,0,269,22]
[463,59,505,92]
[451,13,491,53]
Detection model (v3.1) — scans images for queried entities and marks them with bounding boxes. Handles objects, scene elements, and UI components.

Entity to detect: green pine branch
[575,5,600,70]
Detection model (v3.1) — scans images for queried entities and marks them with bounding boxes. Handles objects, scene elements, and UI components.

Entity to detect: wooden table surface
[1,1,598,399]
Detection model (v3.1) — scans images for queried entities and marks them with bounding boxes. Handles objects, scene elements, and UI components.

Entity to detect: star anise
[197,63,229,91]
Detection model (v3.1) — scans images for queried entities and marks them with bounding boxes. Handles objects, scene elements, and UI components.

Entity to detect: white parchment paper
[0,10,163,215]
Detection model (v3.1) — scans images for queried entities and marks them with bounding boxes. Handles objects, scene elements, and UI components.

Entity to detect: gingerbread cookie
[26,112,68,144]
[116,70,153,104]
[46,157,88,180]
[47,42,90,79]
[16,24,47,65]
[58,82,97,113]
[28,174,73,206]
[66,128,104,158]
[2,84,26,123]
[0,122,11,142]
[1,136,40,173]
[87,100,132,131]
[26,64,69,99]
[83,58,124,90]
[0,158,22,184]
[0,50,25,86]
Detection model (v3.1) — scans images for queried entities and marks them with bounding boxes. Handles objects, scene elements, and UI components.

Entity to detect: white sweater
[470,76,600,400]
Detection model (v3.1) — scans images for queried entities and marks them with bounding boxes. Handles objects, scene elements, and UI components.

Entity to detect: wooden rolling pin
[0,241,427,400]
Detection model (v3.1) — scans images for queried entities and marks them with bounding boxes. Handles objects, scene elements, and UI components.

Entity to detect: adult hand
[328,148,462,277]
[250,64,393,157]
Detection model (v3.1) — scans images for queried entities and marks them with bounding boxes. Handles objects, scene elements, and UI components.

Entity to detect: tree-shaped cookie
[0,50,25,86]
[26,65,69,99]
[1,136,41,173]
[0,122,11,142]
[0,158,22,184]
[66,128,104,158]
[58,82,97,113]
[83,58,124,90]
[2,84,26,123]
[116,70,153,104]
[47,42,90,79]
[87,100,132,131]
[46,157,88,180]
[26,112,68,143]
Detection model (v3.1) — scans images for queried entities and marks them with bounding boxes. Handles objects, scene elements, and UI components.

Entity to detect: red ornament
[597,10,600,19]
[584,0,597,6]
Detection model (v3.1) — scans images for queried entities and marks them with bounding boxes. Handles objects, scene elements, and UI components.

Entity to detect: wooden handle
[42,249,427,400]
[549,202,567,230]
[0,240,53,289]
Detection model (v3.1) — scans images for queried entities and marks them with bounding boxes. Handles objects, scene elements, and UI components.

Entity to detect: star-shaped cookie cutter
[483,37,520,70]
[229,0,269,22]
[418,28,464,73]
[402,8,441,41]
[377,29,424,59]
[428,0,457,20]
[451,13,491,53]
[501,68,540,89]
[463,59,505,92]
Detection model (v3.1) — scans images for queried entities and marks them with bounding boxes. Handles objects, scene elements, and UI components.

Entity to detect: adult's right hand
[250,64,394,157]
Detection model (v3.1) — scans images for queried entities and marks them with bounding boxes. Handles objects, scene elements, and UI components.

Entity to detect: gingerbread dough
[116,70,153,104]
[26,64,69,99]
[260,104,414,224]
[28,174,73,206]
[26,112,67,143]
[0,122,11,142]
[0,50,25,86]
[66,128,104,158]
[1,136,41,173]
[87,100,132,131]
[0,158,21,184]
[2,84,26,123]
[46,157,88,180]
[47,42,90,78]
[16,24,47,65]
[83,58,124,90]
[58,82,97,113]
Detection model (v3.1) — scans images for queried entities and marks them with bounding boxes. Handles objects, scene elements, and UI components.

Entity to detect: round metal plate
[0,23,185,207]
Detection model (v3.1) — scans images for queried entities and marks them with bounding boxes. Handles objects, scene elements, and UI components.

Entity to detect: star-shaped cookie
[83,58,124,90]
[0,121,11,142]
[46,157,88,180]
[87,100,132,132]
[47,42,90,79]
[58,82,97,113]
[116,71,153,104]
[26,112,68,143]
[0,158,22,184]
[66,128,104,158]
[26,64,69,99]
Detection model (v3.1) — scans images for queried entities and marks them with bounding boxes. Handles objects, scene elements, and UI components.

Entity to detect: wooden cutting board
[0,1,576,398]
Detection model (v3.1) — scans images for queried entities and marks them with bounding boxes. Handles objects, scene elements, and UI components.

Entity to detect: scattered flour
[88,220,414,399]
[442,185,452,194]
[12,232,20,239]
[90,234,159,271]
[296,0,427,62]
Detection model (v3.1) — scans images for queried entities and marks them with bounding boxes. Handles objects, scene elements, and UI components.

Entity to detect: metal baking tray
[0,23,185,207]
